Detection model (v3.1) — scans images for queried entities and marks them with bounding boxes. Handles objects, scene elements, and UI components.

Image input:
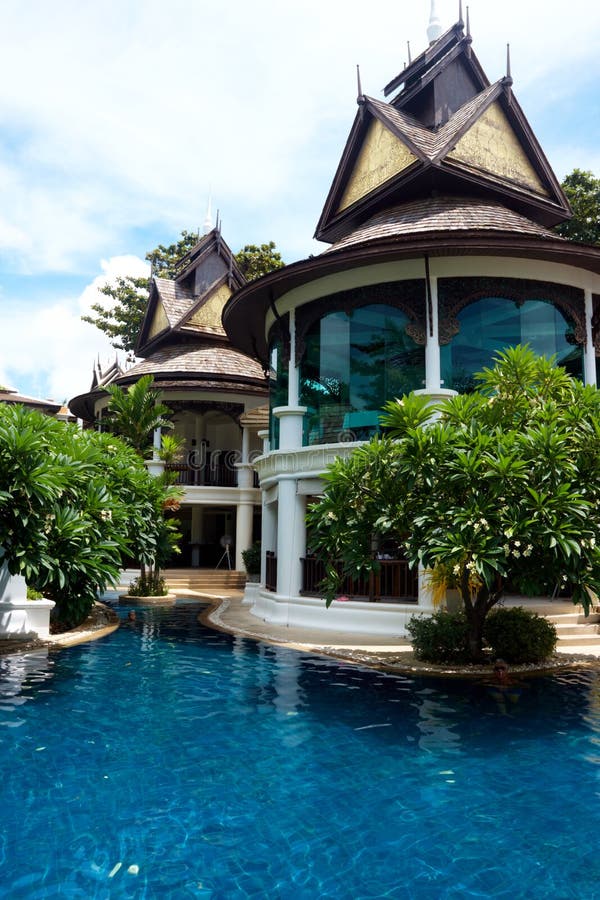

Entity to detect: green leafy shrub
[407,610,471,663]
[241,541,261,576]
[26,587,44,600]
[483,606,557,663]
[128,575,168,597]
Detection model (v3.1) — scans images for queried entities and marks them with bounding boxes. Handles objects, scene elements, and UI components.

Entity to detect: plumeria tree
[0,405,169,627]
[308,347,600,660]
[102,374,182,595]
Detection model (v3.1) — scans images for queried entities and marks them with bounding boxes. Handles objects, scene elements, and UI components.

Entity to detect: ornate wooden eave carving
[438,277,586,346]
[293,280,427,364]
[167,400,245,423]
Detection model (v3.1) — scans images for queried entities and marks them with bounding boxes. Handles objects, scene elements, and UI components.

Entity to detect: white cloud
[0,0,598,401]
[0,256,149,402]
[0,0,597,273]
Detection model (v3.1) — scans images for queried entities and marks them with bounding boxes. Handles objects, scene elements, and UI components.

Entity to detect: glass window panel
[441,297,583,392]
[300,303,424,445]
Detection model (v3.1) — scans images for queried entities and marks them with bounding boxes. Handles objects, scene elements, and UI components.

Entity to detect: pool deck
[196,591,600,676]
[1,592,599,677]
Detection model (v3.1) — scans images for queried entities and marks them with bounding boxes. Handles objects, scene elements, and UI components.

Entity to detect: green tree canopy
[0,404,174,627]
[234,241,285,281]
[556,169,600,244]
[308,346,600,661]
[82,230,200,355]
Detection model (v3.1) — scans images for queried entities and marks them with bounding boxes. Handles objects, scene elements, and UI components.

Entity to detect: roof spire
[427,0,443,44]
[202,197,213,235]
[356,64,364,102]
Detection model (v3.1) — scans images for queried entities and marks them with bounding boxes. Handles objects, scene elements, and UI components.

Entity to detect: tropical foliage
[234,242,285,281]
[307,346,600,661]
[103,374,173,456]
[0,405,171,627]
[82,230,200,355]
[103,374,182,594]
[556,169,600,245]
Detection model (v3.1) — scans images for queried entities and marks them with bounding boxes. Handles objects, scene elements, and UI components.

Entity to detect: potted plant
[424,564,463,613]
[241,541,261,583]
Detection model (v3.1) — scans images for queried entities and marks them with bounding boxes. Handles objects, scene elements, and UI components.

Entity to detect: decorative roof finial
[407,41,412,64]
[466,5,471,38]
[506,43,512,80]
[458,0,464,26]
[356,64,363,102]
[427,0,443,44]
[202,197,213,235]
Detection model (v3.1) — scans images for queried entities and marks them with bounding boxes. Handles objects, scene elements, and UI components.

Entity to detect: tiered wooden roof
[136,227,247,357]
[70,227,267,422]
[315,18,570,244]
[223,16,600,364]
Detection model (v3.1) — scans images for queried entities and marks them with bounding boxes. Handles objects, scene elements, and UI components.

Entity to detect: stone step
[546,613,600,625]
[555,633,600,646]
[554,623,600,636]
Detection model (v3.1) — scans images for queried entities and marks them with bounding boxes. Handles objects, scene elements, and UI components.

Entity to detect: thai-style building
[222,8,600,633]
[70,227,268,571]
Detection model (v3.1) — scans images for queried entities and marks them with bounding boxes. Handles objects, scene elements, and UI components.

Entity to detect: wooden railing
[301,556,418,602]
[265,551,277,592]
[164,462,237,488]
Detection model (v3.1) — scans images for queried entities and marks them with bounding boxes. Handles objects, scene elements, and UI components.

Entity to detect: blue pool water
[1,602,600,899]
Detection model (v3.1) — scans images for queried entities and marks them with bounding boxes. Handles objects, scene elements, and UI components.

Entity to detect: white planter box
[0,562,55,639]
[0,599,56,639]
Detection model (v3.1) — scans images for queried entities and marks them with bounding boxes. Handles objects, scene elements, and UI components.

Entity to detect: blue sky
[0,0,598,404]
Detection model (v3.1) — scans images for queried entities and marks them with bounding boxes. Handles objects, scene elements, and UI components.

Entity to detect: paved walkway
[191,590,600,674]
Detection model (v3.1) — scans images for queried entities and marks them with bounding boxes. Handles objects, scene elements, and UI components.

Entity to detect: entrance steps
[545,611,600,648]
[163,568,247,594]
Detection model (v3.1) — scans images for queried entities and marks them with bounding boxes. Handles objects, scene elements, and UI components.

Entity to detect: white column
[260,497,277,584]
[584,288,596,387]
[258,428,270,455]
[241,425,250,464]
[146,426,164,477]
[235,500,254,570]
[425,273,442,392]
[288,308,299,407]
[274,406,306,450]
[276,481,306,598]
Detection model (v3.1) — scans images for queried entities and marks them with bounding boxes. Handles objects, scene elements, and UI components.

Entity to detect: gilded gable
[148,300,169,340]
[187,282,232,331]
[447,102,548,195]
[338,118,417,212]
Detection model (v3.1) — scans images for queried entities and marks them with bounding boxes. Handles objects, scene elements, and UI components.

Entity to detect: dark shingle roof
[325,196,560,253]
[121,344,265,383]
[367,82,500,163]
[154,278,194,327]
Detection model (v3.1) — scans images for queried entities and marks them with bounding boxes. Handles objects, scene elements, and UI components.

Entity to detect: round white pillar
[584,289,596,387]
[276,481,306,598]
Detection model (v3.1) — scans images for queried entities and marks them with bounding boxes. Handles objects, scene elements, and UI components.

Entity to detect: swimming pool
[1,601,599,898]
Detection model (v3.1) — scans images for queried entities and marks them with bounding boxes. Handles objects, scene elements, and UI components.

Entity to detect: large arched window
[300,304,424,445]
[440,297,583,392]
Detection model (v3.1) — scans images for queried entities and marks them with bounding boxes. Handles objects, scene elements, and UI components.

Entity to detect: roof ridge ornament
[356,64,365,104]
[202,197,213,235]
[427,0,443,44]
